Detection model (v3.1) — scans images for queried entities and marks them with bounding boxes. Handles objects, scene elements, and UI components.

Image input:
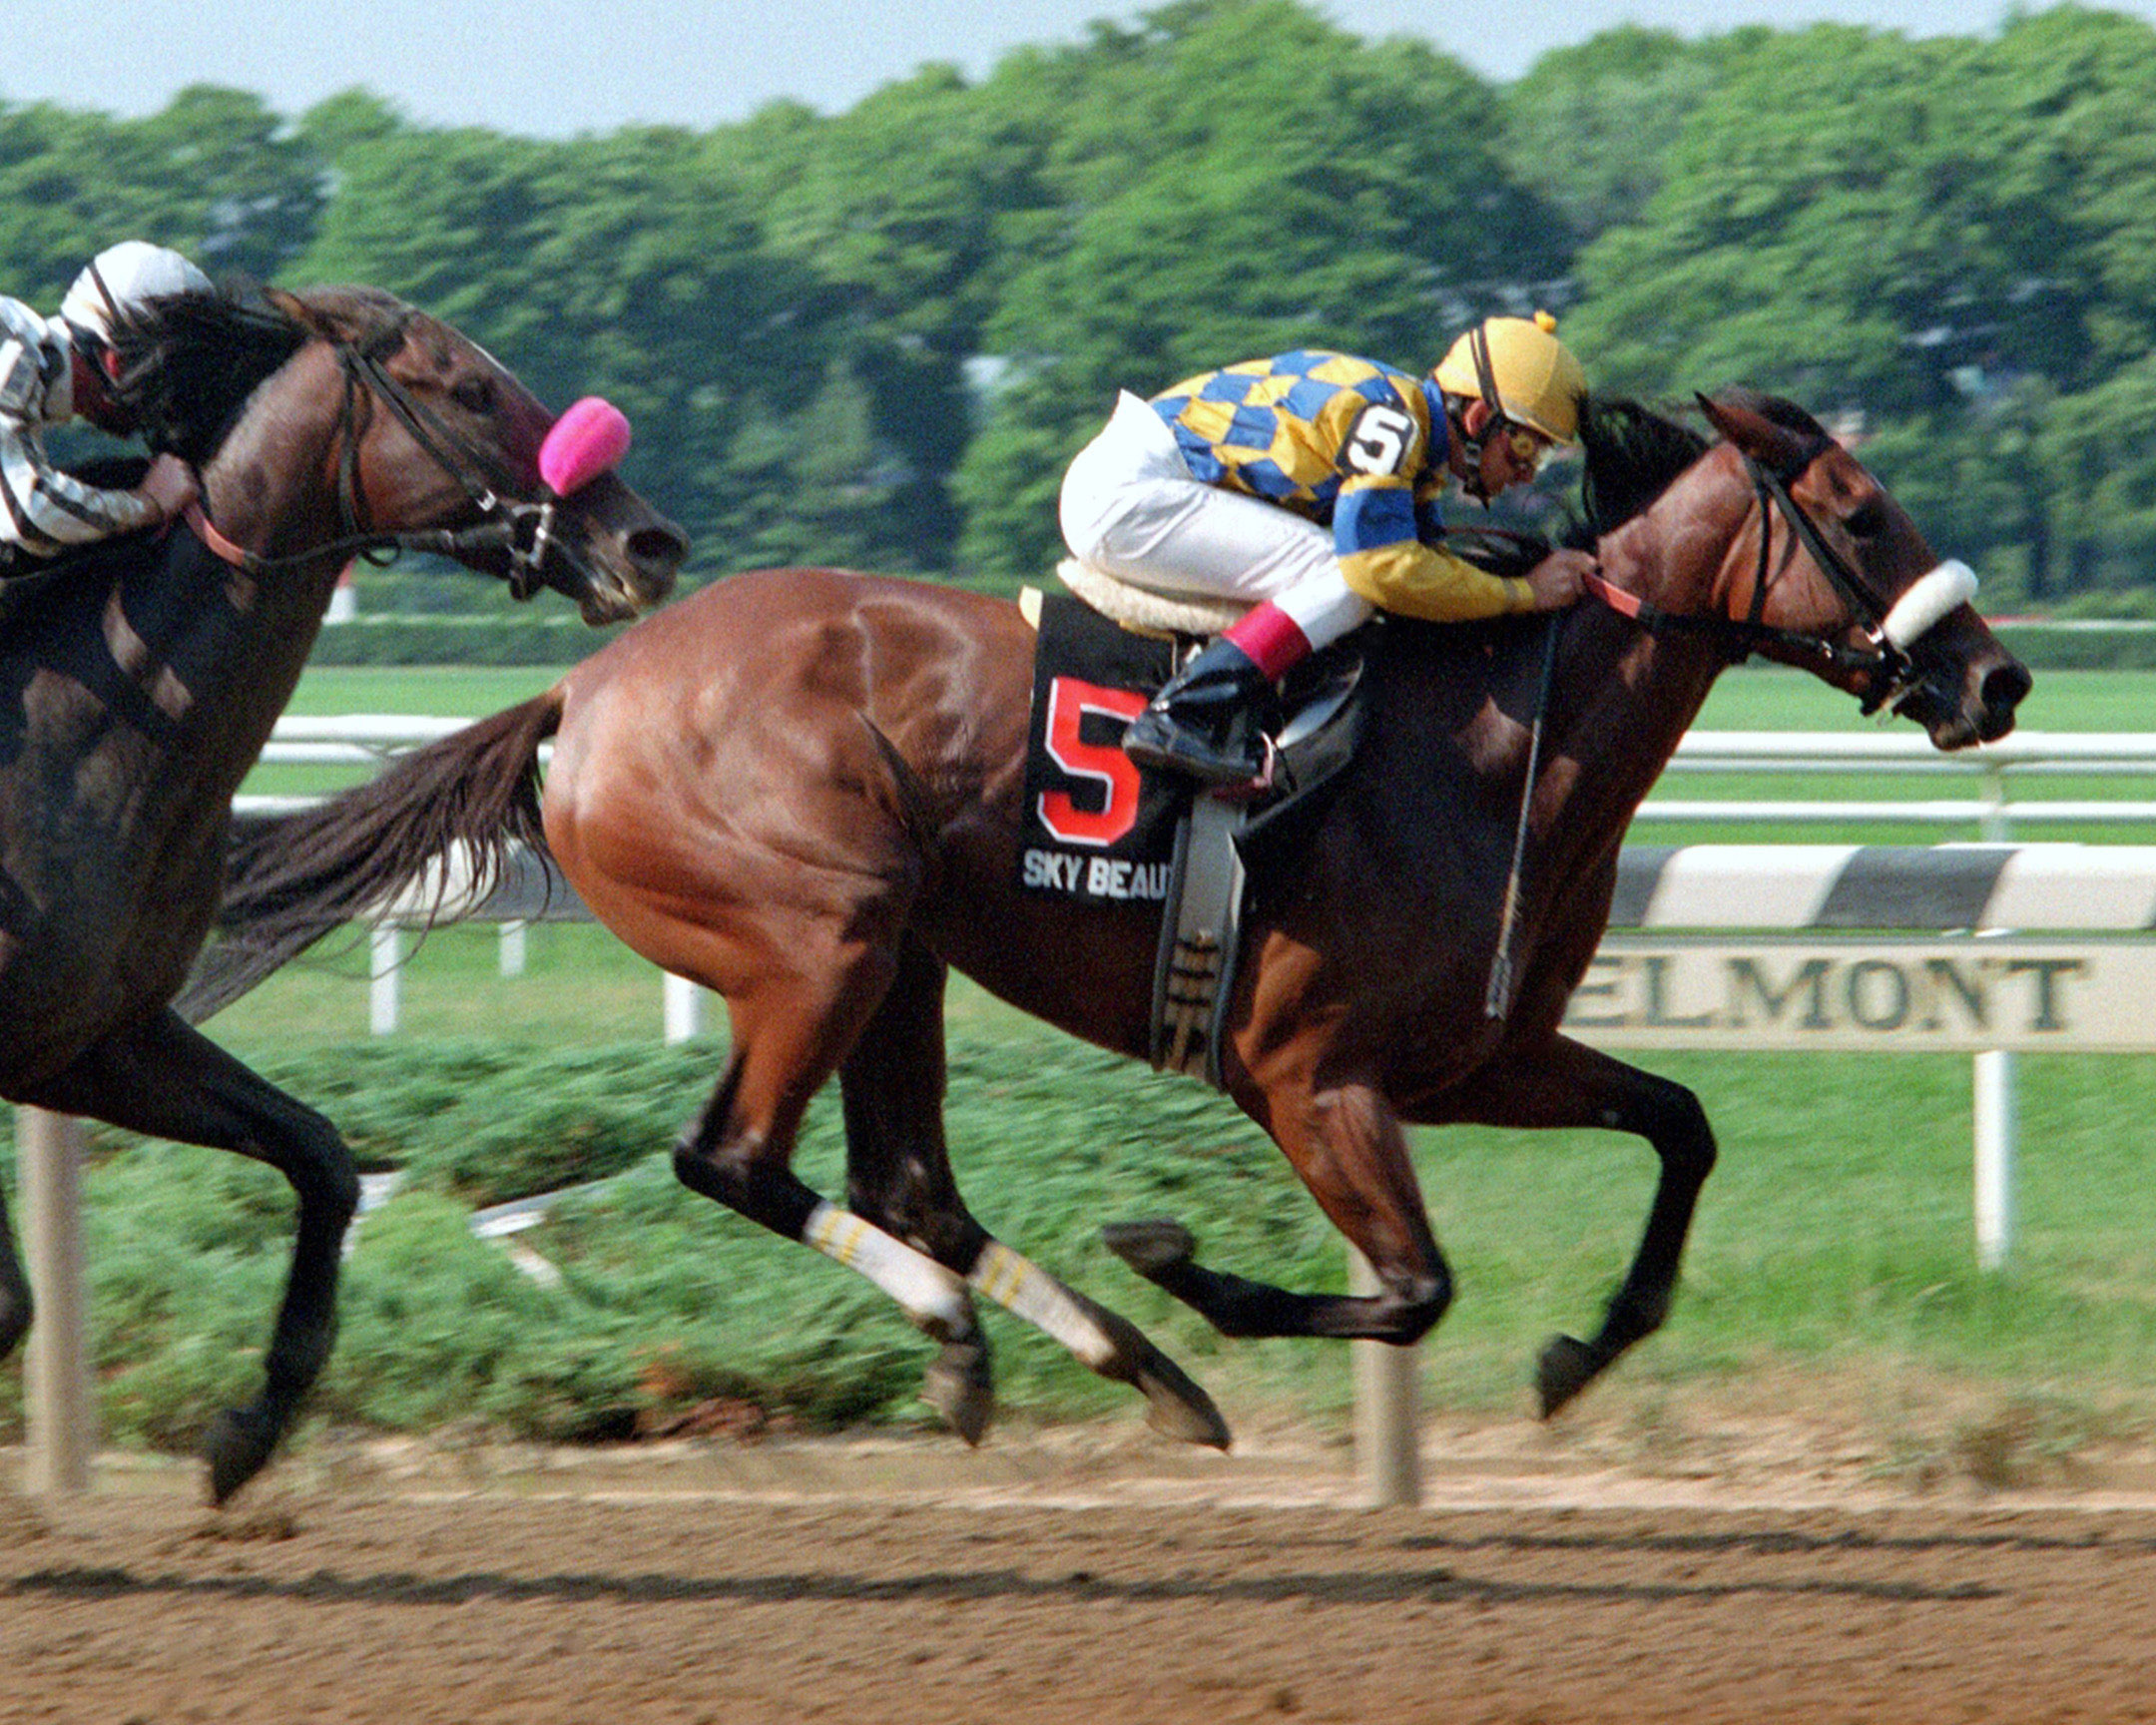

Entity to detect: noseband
[187,317,569,593]
[1582,441,1975,716]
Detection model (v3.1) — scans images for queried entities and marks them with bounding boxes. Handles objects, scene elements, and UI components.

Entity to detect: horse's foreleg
[24,1010,359,1503]
[1106,1078,1453,1344]
[1420,1032,1717,1417]
[839,940,1228,1447]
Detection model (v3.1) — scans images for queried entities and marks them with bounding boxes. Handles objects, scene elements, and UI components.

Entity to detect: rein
[1579,451,1925,705]
[183,323,566,591]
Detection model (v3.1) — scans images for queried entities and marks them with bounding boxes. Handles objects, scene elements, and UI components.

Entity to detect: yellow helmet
[1432,310,1585,445]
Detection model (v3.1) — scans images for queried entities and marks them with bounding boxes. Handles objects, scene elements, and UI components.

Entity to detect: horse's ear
[1696,391,1819,475]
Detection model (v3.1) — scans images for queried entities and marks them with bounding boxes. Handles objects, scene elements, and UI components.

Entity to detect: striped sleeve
[1,426,159,552]
[0,302,157,554]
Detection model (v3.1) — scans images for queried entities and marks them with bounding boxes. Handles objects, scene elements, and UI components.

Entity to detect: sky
[5,0,2147,138]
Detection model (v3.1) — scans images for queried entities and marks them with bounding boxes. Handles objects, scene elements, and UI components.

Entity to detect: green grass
[283,665,567,717]
[26,957,2156,1469]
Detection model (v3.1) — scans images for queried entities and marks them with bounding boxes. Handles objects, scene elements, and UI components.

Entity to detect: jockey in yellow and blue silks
[1060,313,1598,788]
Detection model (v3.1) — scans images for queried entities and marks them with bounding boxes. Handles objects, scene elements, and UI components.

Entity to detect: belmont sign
[1564,938,2156,1052]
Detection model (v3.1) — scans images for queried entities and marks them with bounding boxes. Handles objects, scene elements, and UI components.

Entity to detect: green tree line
[5,0,2151,607]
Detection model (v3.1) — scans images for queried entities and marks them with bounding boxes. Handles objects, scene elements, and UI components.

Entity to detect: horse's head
[1690,390,2029,749]
[211,287,684,623]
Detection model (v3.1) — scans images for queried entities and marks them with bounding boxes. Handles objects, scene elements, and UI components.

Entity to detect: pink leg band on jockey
[1224,602,1311,679]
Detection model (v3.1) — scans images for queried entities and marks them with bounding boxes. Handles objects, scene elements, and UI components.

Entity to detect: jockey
[1059,312,1599,788]
[1,242,210,572]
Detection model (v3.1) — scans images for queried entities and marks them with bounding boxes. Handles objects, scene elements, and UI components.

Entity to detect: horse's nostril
[629,525,687,575]
[1984,662,2033,715]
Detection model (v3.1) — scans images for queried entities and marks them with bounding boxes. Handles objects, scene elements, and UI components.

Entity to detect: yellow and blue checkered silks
[1149,350,1534,623]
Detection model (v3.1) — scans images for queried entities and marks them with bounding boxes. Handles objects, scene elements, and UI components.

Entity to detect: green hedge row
[10,1031,2156,1464]
[0,1035,1328,1449]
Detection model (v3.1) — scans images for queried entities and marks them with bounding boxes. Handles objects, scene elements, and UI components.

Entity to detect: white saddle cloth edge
[1054,557,1245,639]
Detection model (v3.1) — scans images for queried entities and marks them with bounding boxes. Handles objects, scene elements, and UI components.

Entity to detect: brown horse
[0,283,684,1500]
[192,390,2026,1450]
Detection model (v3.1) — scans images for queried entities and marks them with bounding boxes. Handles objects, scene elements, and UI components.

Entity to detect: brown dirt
[6,1422,2156,1725]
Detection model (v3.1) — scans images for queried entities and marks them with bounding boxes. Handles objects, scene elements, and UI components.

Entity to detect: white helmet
[59,242,213,345]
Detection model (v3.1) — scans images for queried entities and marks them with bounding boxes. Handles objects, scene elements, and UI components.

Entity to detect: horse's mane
[1568,393,1713,547]
[109,282,420,466]
[107,282,309,465]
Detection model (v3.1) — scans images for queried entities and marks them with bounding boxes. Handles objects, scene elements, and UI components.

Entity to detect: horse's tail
[179,689,565,1022]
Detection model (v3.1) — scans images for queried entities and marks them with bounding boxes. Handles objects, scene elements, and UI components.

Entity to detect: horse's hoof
[1534,1334,1599,1420]
[1135,1345,1232,1450]
[1087,1303,1232,1450]
[203,1405,281,1506]
[920,1335,995,1447]
[1102,1219,1196,1280]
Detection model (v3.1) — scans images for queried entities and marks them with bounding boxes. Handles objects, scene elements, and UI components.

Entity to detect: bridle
[184,316,572,597]
[1579,439,1976,717]
[1486,433,1977,1019]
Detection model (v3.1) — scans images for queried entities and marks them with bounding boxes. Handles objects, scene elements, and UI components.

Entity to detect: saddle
[1022,561,1368,1085]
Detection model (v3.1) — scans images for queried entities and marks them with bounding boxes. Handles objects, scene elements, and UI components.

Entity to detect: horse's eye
[1846,499,1886,539]
[450,375,496,414]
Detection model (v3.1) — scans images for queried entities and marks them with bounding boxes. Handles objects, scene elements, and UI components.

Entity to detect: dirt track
[6,1429,2156,1725]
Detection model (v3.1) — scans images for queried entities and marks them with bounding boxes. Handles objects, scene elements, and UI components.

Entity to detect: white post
[20,1108,96,1494]
[369,922,403,1035]
[1972,803,2013,1271]
[1973,1048,2015,1271]
[1348,1246,1420,1507]
[498,918,528,978]
[663,972,703,1045]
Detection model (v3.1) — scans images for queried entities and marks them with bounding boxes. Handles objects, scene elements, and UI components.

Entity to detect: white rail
[248,724,2156,831]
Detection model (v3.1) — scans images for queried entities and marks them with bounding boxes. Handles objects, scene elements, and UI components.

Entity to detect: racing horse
[190,390,2026,1450]
[0,282,684,1501]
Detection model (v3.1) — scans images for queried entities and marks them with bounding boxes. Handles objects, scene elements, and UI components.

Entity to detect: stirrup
[1124,712,1275,798]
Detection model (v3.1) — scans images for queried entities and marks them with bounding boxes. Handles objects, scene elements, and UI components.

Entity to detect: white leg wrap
[803,1202,971,1335]
[969,1240,1119,1370]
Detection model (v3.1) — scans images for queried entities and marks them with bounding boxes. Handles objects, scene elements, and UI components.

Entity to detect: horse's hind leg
[22,1009,359,1503]
[669,945,995,1406]
[838,938,1229,1447]
[1424,1033,1718,1416]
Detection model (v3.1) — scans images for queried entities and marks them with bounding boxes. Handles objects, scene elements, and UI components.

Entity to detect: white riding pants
[1059,391,1373,649]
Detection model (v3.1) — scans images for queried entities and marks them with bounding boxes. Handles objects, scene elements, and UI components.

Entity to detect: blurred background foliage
[6,0,2154,607]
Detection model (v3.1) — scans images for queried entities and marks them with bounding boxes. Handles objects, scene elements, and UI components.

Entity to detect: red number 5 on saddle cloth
[1019,594,1184,904]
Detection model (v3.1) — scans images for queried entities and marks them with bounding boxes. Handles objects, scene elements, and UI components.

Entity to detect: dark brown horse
[0,283,684,1500]
[193,391,2026,1450]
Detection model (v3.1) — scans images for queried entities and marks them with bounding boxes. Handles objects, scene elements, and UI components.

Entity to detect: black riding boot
[1121,635,1274,788]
